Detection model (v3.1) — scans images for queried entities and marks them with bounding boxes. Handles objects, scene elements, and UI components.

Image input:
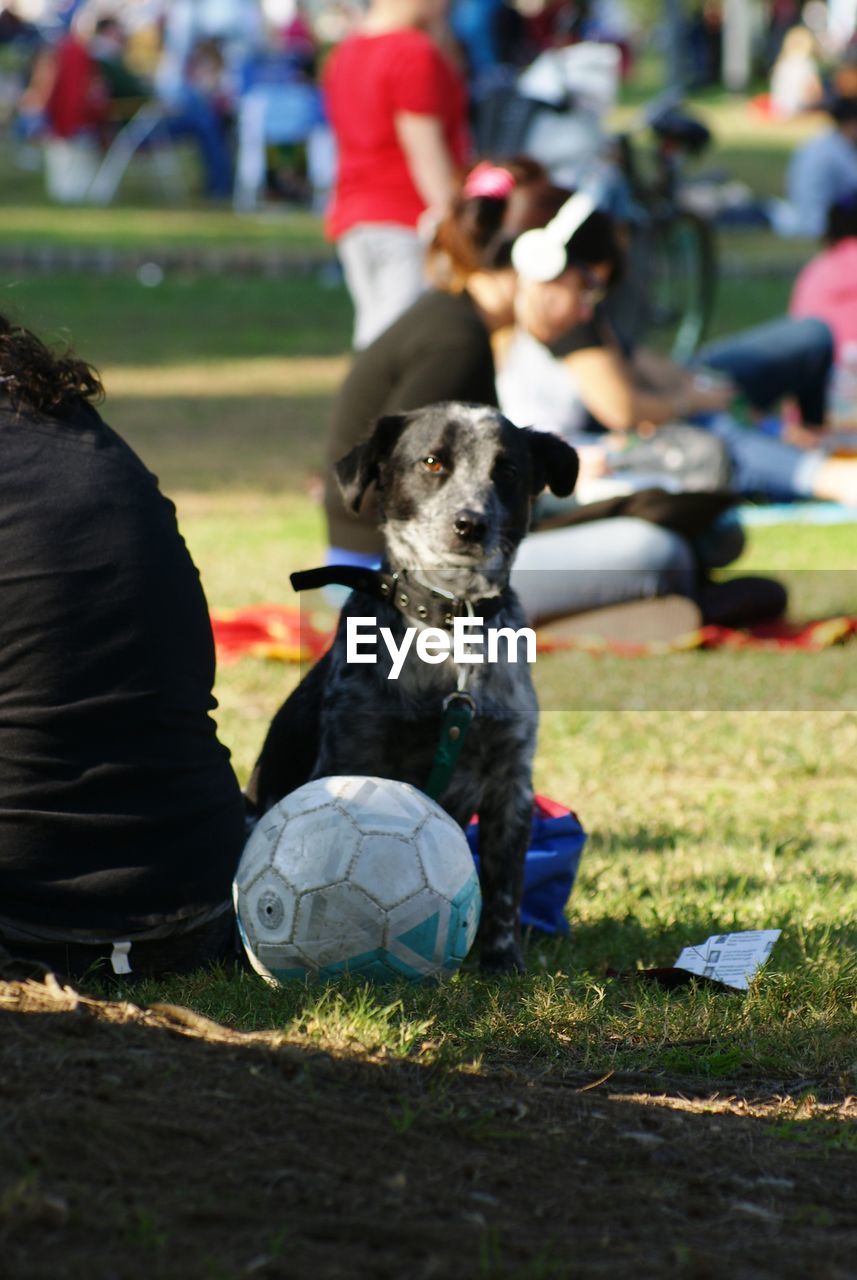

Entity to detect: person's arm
[19,46,57,114]
[394,111,457,219]
[562,345,733,432]
[632,346,695,394]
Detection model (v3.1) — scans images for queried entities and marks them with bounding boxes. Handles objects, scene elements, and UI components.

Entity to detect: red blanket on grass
[210,606,857,665]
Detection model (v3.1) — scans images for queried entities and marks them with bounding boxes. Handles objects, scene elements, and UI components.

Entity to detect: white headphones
[511,191,598,283]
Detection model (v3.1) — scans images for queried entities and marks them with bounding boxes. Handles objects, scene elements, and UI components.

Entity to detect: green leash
[424,690,476,801]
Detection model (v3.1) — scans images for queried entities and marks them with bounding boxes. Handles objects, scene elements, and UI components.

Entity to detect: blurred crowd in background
[2,2,857,473]
[2,0,857,208]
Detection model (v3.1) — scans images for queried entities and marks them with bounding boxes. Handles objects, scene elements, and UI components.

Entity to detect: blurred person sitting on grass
[773,94,857,238]
[496,200,857,508]
[790,190,857,427]
[18,17,107,145]
[322,158,785,631]
[88,14,150,113]
[19,12,150,142]
[0,314,246,983]
[154,0,268,200]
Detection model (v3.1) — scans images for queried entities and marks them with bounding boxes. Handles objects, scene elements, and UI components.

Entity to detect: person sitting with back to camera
[322,157,785,633]
[0,313,247,982]
[772,93,857,238]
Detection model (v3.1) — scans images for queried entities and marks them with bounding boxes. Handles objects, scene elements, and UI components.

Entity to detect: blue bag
[467,795,586,936]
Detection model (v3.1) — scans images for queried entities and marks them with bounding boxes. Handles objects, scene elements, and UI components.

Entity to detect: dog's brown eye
[421,456,446,474]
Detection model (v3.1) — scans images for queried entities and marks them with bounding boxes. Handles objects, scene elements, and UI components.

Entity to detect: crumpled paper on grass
[672,929,781,990]
[609,929,781,991]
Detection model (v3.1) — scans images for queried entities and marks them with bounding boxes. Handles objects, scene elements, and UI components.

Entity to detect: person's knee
[693,511,745,569]
[622,520,697,576]
[510,518,698,621]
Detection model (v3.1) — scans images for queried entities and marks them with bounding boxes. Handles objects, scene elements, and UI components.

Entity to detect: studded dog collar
[290,565,510,632]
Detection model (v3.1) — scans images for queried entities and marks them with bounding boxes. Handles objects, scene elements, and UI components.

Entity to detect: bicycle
[610,92,718,363]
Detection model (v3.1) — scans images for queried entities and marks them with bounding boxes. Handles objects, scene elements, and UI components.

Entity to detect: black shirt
[0,399,246,933]
[325,289,498,555]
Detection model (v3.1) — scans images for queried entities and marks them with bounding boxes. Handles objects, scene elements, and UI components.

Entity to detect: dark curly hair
[0,314,103,415]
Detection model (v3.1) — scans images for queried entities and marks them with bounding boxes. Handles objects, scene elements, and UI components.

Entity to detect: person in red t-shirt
[323,0,470,348]
[20,31,107,140]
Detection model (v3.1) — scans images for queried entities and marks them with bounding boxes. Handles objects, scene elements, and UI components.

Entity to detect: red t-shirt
[323,28,469,240]
[46,36,107,139]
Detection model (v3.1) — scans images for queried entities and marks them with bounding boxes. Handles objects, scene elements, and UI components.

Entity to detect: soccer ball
[234,776,482,984]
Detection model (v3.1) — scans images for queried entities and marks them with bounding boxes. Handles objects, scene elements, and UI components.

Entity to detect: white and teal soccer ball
[234,776,482,984]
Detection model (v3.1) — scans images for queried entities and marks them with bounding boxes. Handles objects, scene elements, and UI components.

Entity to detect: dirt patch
[1,977,854,1280]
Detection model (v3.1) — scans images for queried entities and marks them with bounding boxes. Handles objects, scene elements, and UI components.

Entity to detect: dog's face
[335,403,578,582]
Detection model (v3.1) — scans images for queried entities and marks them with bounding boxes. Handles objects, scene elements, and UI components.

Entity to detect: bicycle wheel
[643,211,717,363]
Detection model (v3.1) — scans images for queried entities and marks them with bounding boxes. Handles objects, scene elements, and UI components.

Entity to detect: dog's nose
[453,509,487,543]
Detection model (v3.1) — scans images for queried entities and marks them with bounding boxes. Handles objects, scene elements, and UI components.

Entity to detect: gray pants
[337,223,427,350]
[511,518,699,625]
[329,515,744,626]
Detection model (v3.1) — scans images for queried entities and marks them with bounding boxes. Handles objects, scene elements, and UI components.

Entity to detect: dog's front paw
[479,942,526,976]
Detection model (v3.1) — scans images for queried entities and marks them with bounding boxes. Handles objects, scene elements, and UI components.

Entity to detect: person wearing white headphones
[499,186,857,509]
[321,159,783,635]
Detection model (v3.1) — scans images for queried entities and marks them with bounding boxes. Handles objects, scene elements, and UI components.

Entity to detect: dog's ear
[334,414,410,513]
[523,428,579,498]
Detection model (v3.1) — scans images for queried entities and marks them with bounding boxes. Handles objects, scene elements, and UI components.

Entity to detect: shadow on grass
[584,828,854,880]
[2,978,855,1280]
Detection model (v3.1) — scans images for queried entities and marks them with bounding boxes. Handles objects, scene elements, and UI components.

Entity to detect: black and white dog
[246,403,578,973]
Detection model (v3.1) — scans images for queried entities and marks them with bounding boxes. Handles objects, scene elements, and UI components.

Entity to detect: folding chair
[233,60,325,210]
[87,99,187,206]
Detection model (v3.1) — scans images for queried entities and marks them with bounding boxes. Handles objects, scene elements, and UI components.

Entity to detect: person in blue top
[777,95,857,237]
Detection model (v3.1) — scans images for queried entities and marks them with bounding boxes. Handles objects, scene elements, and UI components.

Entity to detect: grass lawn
[0,138,329,254]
